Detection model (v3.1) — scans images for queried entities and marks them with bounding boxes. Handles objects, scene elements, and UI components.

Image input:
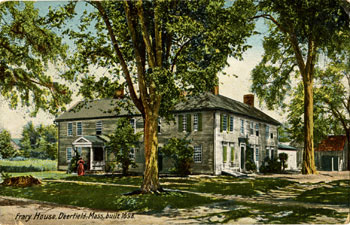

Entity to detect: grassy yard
[0,181,222,212]
[195,201,347,224]
[295,180,350,206]
[0,159,57,172]
[4,171,71,180]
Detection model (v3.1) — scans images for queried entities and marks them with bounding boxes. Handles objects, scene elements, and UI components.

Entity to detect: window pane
[223,115,227,131]
[194,145,202,163]
[240,119,244,134]
[67,147,72,161]
[77,122,82,136]
[96,121,102,135]
[67,123,73,136]
[229,116,234,132]
[193,114,198,131]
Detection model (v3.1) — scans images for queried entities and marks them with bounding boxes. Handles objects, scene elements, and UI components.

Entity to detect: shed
[278,144,298,170]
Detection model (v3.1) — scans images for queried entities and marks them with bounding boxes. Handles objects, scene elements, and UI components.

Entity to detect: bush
[259,157,281,174]
[279,153,288,172]
[105,161,117,173]
[161,137,194,176]
[245,146,257,172]
[69,154,80,173]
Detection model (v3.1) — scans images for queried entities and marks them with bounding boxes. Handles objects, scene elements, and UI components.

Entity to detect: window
[229,116,234,132]
[158,118,161,133]
[93,147,104,161]
[240,119,244,134]
[266,147,270,159]
[182,115,187,132]
[255,123,259,136]
[77,122,82,136]
[270,147,275,160]
[96,121,102,135]
[250,122,254,135]
[265,125,270,139]
[223,145,227,163]
[193,114,198,131]
[270,132,274,139]
[129,148,135,160]
[67,122,73,136]
[66,147,72,161]
[130,119,136,133]
[223,114,227,131]
[255,146,259,162]
[194,145,202,163]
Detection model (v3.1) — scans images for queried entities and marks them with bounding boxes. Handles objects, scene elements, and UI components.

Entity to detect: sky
[0,2,285,138]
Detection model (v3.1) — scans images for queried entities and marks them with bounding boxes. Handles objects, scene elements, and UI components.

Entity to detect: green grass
[162,176,295,196]
[0,159,57,172]
[62,175,142,186]
[0,181,222,211]
[295,180,350,206]
[196,202,347,224]
[4,171,71,180]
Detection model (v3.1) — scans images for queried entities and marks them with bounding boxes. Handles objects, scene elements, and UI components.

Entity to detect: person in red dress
[77,157,85,176]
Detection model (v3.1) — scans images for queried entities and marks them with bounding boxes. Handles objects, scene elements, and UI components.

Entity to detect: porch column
[90,147,93,170]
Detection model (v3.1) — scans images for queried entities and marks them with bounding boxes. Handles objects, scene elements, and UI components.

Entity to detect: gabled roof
[278,143,297,151]
[55,92,280,125]
[315,135,347,152]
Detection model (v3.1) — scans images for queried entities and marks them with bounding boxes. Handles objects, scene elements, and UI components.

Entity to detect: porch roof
[73,136,106,146]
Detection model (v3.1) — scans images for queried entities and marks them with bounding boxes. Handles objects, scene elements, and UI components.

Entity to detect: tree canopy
[48,0,256,192]
[251,0,349,174]
[0,1,71,115]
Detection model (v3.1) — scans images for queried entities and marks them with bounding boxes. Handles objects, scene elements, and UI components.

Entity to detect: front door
[240,145,245,170]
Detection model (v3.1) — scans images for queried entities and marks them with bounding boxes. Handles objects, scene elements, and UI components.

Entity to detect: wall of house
[213,111,278,175]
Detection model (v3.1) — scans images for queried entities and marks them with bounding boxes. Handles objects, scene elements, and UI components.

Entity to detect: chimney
[243,94,254,107]
[114,88,124,99]
[212,85,219,95]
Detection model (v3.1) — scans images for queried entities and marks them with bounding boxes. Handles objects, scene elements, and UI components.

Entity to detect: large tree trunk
[141,110,161,193]
[301,79,318,174]
[346,129,350,170]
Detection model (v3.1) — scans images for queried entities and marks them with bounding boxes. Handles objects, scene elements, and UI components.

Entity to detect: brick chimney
[212,85,219,95]
[243,94,254,107]
[114,88,124,99]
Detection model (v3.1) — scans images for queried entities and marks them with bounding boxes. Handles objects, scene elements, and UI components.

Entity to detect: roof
[55,99,139,122]
[315,135,347,152]
[83,136,106,145]
[11,138,21,146]
[55,92,280,125]
[278,143,297,151]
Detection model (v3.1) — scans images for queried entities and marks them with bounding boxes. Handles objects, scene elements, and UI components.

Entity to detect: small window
[194,145,202,163]
[77,147,82,156]
[250,122,254,135]
[182,115,187,132]
[270,133,274,139]
[130,119,136,133]
[265,125,270,139]
[96,121,102,135]
[193,114,198,131]
[129,148,135,160]
[223,115,227,131]
[255,123,259,136]
[266,147,270,159]
[67,123,73,136]
[240,119,244,134]
[66,147,72,161]
[255,146,259,162]
[229,116,234,132]
[77,122,82,136]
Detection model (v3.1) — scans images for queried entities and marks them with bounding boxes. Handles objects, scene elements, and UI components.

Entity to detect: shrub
[279,153,288,172]
[105,161,117,173]
[259,157,281,174]
[161,137,194,176]
[245,146,257,172]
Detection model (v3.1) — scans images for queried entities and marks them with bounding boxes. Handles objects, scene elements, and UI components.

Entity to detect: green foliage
[68,153,80,173]
[245,145,257,172]
[259,158,281,174]
[0,159,57,172]
[279,153,288,172]
[161,137,194,175]
[0,2,72,115]
[0,129,17,159]
[19,122,58,159]
[1,171,12,180]
[105,161,117,173]
[106,118,141,175]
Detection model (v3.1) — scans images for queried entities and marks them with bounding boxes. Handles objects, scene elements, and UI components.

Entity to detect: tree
[0,2,71,115]
[20,122,58,159]
[279,152,288,172]
[251,0,349,174]
[107,118,142,175]
[0,129,16,159]
[161,137,194,176]
[48,0,256,192]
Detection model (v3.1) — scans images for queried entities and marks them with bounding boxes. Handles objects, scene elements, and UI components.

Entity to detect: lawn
[195,202,347,224]
[4,171,71,181]
[62,175,142,186]
[0,159,57,172]
[295,180,350,206]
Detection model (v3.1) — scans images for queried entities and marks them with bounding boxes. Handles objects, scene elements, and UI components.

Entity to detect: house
[315,135,349,171]
[277,143,298,171]
[55,91,280,175]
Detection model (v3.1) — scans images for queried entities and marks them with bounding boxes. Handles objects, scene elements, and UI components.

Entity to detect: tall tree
[251,0,349,174]
[48,0,256,192]
[0,2,71,115]
[0,129,16,159]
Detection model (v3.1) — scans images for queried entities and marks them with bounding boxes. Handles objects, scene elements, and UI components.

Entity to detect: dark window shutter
[178,115,183,132]
[227,116,230,133]
[198,113,202,131]
[220,114,223,132]
[231,147,235,162]
[223,146,227,162]
[186,114,191,132]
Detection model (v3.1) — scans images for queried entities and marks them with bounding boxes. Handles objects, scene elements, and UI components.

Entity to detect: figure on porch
[77,157,85,176]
